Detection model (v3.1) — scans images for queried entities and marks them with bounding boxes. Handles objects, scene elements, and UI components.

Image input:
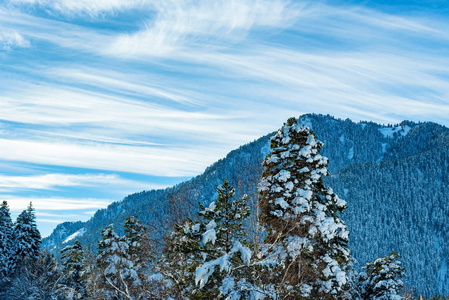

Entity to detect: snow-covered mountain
[42,114,449,296]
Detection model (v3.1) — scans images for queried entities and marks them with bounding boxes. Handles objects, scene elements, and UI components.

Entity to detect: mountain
[42,114,449,296]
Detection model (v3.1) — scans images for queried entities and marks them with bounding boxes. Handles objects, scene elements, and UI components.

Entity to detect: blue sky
[1,0,448,237]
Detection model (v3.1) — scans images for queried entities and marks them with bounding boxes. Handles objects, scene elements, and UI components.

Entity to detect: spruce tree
[124,215,152,275]
[13,202,41,262]
[96,224,138,299]
[0,201,15,280]
[162,217,202,298]
[123,215,155,298]
[168,180,252,299]
[258,117,350,299]
[4,250,64,299]
[60,240,86,299]
[359,251,405,300]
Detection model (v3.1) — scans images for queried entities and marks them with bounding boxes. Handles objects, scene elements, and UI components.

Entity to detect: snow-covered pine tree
[258,117,350,299]
[168,179,252,299]
[124,216,152,276]
[96,224,139,299]
[162,216,202,298]
[13,202,41,262]
[123,215,156,298]
[195,179,252,299]
[83,248,105,299]
[0,201,16,280]
[4,250,64,300]
[359,251,405,300]
[60,240,86,299]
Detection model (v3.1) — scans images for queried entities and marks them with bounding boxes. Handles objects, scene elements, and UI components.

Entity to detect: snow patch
[402,125,412,135]
[379,125,413,138]
[63,228,86,244]
[231,241,251,265]
[381,143,388,154]
[438,258,448,293]
[277,170,291,182]
[261,140,271,156]
[195,241,251,288]
[202,229,217,245]
[299,116,313,130]
[275,197,290,209]
[347,147,354,160]
[207,201,216,211]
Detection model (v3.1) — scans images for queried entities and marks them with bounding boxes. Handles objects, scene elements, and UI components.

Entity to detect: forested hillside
[42,113,449,296]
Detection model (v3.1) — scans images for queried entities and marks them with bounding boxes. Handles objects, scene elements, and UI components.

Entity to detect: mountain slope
[42,114,449,296]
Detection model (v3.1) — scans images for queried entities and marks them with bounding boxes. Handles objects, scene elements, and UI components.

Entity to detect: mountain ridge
[42,113,449,296]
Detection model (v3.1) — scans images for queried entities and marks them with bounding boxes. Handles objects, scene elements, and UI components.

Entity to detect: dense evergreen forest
[2,113,443,298]
[1,117,415,299]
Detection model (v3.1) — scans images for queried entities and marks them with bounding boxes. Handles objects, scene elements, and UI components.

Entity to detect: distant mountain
[42,114,449,296]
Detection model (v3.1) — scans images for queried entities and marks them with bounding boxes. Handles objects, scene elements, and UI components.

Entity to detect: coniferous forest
[1,115,448,299]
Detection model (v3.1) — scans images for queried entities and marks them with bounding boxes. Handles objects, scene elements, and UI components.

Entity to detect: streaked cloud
[0,137,220,176]
[0,30,30,50]
[0,173,158,191]
[1,0,449,237]
[9,0,146,17]
[6,195,111,212]
[6,195,115,236]
[108,0,300,57]
[48,67,201,105]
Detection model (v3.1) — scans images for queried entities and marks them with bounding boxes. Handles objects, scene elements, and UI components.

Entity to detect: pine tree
[60,240,86,299]
[124,216,152,277]
[359,251,405,300]
[96,224,138,299]
[83,247,105,299]
[167,179,252,299]
[123,215,155,298]
[162,217,202,299]
[258,117,350,299]
[4,250,64,299]
[13,202,41,262]
[0,201,15,280]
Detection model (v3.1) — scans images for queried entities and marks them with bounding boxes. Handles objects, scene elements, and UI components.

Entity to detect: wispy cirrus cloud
[108,0,300,57]
[1,0,449,237]
[9,0,147,17]
[46,67,203,106]
[6,195,112,212]
[5,0,299,58]
[0,8,112,54]
[0,173,158,191]
[0,81,259,145]
[0,137,223,177]
[0,30,30,50]
[191,48,449,121]
[5,195,115,236]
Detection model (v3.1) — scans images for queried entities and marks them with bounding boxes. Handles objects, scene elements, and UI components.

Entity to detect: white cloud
[0,8,111,54]
[2,0,299,57]
[5,195,114,236]
[0,137,221,176]
[9,0,146,17]
[107,0,299,57]
[0,80,261,145]
[5,195,111,212]
[0,30,30,50]
[2,0,449,239]
[47,67,202,105]
[2,0,449,176]
[0,173,160,191]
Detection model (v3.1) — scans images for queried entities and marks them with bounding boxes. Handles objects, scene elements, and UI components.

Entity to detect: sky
[1,0,449,237]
